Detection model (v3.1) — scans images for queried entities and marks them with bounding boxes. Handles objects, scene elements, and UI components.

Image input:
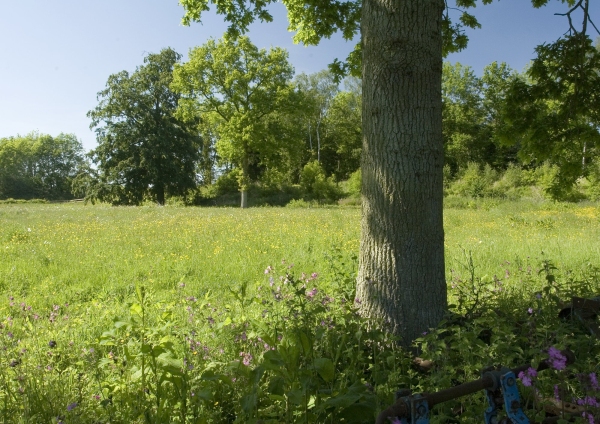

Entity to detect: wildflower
[307,288,318,299]
[66,402,78,411]
[547,347,567,370]
[48,340,57,348]
[310,272,318,279]
[576,397,600,408]
[9,359,20,367]
[53,305,60,311]
[7,331,13,339]
[554,385,560,401]
[93,395,101,400]
[536,293,542,299]
[355,297,362,305]
[590,373,599,391]
[239,352,253,366]
[518,367,538,387]
[527,308,533,314]
[583,412,595,424]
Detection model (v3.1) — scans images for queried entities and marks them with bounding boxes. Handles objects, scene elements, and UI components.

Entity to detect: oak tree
[178,0,581,345]
[171,36,295,208]
[88,48,201,205]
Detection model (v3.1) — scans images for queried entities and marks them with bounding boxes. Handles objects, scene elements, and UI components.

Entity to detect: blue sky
[1,0,597,152]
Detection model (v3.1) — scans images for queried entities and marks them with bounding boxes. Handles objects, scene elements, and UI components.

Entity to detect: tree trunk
[356,0,447,346]
[156,183,165,206]
[240,153,249,209]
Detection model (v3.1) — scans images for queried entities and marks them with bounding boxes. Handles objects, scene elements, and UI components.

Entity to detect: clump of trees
[0,132,86,201]
[8,28,600,208]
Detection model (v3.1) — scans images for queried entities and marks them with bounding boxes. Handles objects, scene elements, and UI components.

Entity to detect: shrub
[345,168,362,199]
[449,162,499,198]
[300,161,343,204]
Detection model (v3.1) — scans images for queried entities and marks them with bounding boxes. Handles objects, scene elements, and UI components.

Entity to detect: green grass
[1,200,599,305]
[0,200,598,423]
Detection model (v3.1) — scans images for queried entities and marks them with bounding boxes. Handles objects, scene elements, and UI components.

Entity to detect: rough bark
[356,0,447,346]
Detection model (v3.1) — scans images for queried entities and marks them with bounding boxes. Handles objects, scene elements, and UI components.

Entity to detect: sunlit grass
[0,200,599,422]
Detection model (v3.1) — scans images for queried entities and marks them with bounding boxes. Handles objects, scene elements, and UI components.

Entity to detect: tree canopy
[0,132,86,200]
[171,36,295,208]
[87,48,202,205]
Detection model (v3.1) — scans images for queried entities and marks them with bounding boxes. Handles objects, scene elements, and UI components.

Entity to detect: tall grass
[0,201,598,423]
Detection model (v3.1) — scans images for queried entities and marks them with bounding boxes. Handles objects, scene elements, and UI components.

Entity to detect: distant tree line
[0,132,86,200]
[4,35,600,204]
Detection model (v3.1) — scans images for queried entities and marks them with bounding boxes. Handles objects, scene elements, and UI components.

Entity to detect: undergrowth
[0,252,598,423]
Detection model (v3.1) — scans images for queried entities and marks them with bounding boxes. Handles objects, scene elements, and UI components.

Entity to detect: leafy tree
[295,71,339,162]
[0,132,86,200]
[87,48,201,205]
[321,82,362,180]
[442,62,487,173]
[171,36,295,208]
[500,33,600,199]
[480,61,520,168]
[178,0,571,345]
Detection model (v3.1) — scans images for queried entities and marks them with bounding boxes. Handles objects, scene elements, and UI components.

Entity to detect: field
[0,201,599,423]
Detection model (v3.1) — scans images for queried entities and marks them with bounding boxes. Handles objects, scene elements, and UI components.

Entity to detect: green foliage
[0,132,86,200]
[448,163,499,198]
[345,169,362,199]
[172,36,295,207]
[300,161,343,204]
[0,202,599,421]
[500,34,600,198]
[87,48,201,206]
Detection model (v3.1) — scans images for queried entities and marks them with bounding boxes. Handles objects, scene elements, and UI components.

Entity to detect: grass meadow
[0,200,599,423]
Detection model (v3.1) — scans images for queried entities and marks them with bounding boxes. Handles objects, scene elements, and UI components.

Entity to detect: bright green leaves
[0,132,86,201]
[282,0,360,45]
[172,36,295,199]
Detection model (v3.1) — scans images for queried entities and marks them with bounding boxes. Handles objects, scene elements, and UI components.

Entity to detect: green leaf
[314,357,335,382]
[268,376,286,396]
[130,302,143,317]
[299,331,311,354]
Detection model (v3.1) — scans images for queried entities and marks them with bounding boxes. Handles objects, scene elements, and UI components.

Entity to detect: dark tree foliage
[87,48,201,205]
[0,133,86,200]
[500,34,600,198]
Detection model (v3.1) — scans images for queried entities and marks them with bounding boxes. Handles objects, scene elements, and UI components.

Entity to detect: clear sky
[1,0,597,152]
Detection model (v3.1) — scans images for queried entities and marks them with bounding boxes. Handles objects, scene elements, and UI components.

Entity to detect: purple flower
[583,412,595,424]
[307,288,318,299]
[590,373,599,391]
[390,418,402,424]
[518,367,537,387]
[67,402,78,411]
[576,396,600,408]
[547,347,567,370]
[527,308,533,314]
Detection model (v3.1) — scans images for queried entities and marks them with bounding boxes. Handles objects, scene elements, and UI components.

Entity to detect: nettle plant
[172,263,408,423]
